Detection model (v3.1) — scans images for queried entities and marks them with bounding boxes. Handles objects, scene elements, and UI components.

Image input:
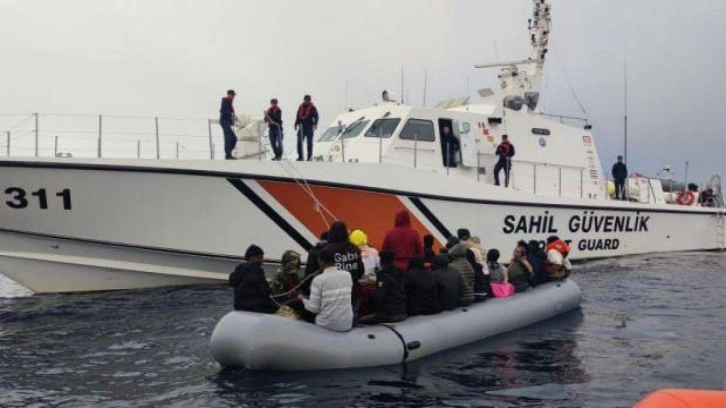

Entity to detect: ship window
[532,128,551,136]
[399,119,435,142]
[318,126,343,142]
[340,120,370,139]
[365,118,401,139]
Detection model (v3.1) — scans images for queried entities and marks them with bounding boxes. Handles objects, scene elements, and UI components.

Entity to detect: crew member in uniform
[494,134,515,187]
[611,155,628,200]
[219,89,237,160]
[294,94,319,161]
[264,98,284,161]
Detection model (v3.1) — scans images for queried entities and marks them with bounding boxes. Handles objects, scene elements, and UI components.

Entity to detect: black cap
[304,94,311,101]
[270,98,278,104]
[227,89,236,95]
[244,244,264,259]
[457,228,471,240]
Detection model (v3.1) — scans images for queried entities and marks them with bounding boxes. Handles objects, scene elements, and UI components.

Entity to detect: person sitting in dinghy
[487,249,515,298]
[297,248,354,332]
[447,243,474,306]
[405,256,443,316]
[359,250,407,325]
[229,245,279,314]
[507,244,533,293]
[545,236,572,280]
[270,250,302,302]
[326,221,365,323]
[432,254,466,311]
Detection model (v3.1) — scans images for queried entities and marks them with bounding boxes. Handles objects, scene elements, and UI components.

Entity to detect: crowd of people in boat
[229,210,572,332]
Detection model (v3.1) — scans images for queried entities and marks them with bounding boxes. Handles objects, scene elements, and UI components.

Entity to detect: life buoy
[676,191,696,206]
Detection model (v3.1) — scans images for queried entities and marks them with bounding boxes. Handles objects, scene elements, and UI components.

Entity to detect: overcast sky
[1,0,724,183]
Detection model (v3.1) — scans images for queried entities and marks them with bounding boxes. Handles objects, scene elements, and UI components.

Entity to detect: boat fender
[677,191,696,206]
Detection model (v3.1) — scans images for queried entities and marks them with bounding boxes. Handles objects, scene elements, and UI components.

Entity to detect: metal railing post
[414,133,418,169]
[97,114,103,158]
[378,128,383,163]
[580,169,584,198]
[54,136,58,157]
[176,142,180,159]
[533,164,537,194]
[207,119,213,159]
[137,140,141,158]
[558,167,562,196]
[342,137,346,162]
[6,131,9,156]
[155,116,160,159]
[34,112,39,157]
[476,152,480,182]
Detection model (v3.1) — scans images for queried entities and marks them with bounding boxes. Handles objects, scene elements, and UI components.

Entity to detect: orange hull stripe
[258,180,440,250]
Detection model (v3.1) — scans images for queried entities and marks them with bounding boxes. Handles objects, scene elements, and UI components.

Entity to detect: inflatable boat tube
[210,280,582,371]
[635,389,726,407]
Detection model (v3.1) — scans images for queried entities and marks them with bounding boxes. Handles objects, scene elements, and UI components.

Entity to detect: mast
[473,0,552,101]
[624,60,628,165]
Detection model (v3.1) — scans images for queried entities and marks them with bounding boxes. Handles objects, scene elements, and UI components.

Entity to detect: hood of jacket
[394,210,412,227]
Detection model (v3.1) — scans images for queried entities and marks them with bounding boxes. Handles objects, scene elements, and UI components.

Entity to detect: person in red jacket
[382,210,423,271]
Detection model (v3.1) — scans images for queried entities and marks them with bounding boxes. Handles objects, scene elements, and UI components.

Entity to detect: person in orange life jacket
[545,235,572,280]
[494,134,515,187]
[325,221,365,323]
[264,98,284,161]
[219,89,238,160]
[229,244,278,313]
[441,126,460,168]
[294,94,319,161]
[611,155,628,200]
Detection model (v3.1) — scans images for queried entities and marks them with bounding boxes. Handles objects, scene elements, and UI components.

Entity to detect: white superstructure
[0,0,722,293]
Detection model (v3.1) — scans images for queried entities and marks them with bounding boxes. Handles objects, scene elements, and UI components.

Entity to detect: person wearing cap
[611,155,628,200]
[228,244,278,313]
[264,98,284,161]
[494,134,515,187]
[219,89,238,160]
[294,94,319,161]
[297,247,354,332]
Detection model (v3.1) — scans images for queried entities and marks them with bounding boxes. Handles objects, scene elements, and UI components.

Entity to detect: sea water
[1,252,724,407]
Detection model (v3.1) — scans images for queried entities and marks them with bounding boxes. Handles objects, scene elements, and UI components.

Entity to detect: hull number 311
[4,188,72,210]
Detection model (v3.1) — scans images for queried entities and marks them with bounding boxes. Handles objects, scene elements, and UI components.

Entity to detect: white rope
[277,160,338,227]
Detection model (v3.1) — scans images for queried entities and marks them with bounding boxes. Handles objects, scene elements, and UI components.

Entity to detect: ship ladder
[717,206,726,252]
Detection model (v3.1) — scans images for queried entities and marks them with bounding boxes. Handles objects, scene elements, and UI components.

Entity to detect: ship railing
[475,152,587,198]
[0,113,221,160]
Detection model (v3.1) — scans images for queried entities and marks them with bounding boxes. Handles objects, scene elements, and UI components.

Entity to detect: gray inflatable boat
[210,280,582,371]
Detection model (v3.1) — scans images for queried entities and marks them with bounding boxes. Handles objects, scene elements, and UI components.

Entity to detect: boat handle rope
[380,323,410,364]
[268,271,320,305]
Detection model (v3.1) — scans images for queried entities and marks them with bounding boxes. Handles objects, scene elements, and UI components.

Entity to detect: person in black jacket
[493,134,515,187]
[359,250,407,325]
[229,244,278,313]
[325,221,365,322]
[440,126,460,168]
[264,98,284,160]
[294,94,319,161]
[525,240,548,287]
[405,256,443,316]
[611,155,628,200]
[432,254,465,311]
[423,234,436,265]
[219,89,238,160]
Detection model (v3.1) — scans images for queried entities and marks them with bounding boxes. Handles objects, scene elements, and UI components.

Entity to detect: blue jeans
[269,126,283,159]
[221,121,236,158]
[297,127,314,160]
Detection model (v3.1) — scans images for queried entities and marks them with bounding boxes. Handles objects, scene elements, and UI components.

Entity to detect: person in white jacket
[299,248,354,332]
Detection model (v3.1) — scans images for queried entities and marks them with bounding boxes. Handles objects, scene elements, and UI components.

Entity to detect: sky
[0,0,724,183]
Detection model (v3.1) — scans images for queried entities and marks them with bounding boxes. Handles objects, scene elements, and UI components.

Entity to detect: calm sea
[1,252,724,407]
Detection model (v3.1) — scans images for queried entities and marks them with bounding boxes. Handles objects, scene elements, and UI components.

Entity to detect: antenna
[344,79,349,111]
[624,60,628,165]
[400,67,404,104]
[423,69,428,108]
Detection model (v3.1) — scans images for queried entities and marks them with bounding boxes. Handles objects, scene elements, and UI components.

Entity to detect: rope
[277,160,338,228]
[553,48,589,119]
[268,271,321,307]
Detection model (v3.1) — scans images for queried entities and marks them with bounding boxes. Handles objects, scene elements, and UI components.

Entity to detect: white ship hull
[0,158,721,293]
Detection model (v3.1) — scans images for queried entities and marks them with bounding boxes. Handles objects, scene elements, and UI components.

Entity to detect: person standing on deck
[494,134,515,187]
[294,94,319,161]
[264,98,284,161]
[219,89,238,160]
[611,155,628,200]
[440,126,460,168]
